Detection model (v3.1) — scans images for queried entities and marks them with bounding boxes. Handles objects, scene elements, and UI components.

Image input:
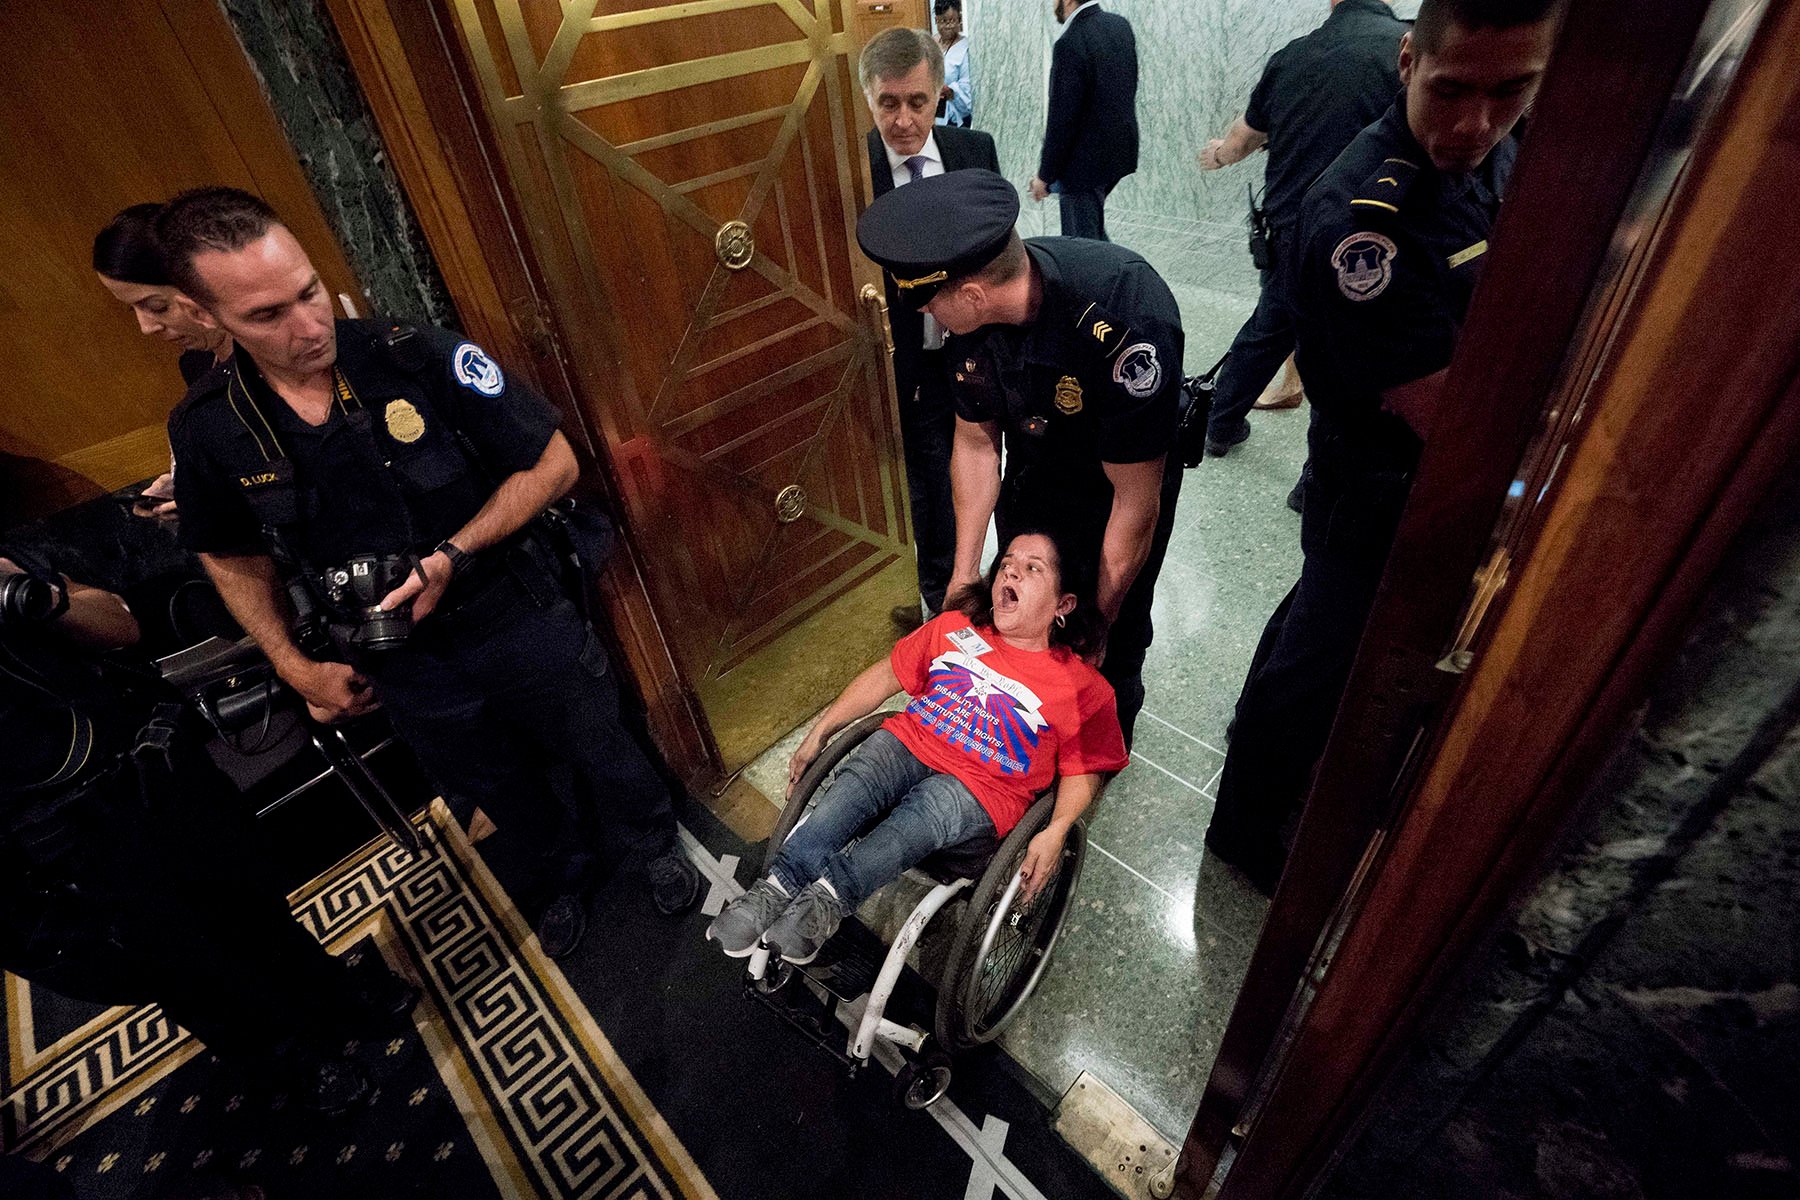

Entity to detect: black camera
[320,554,418,651]
[0,570,62,627]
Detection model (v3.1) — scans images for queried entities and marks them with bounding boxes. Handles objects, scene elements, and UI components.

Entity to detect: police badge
[1054,374,1084,414]
[383,398,426,444]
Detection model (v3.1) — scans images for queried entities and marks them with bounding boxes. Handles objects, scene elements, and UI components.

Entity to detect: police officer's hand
[378,551,454,622]
[1083,626,1109,670]
[1028,176,1050,203]
[1199,139,1226,171]
[295,661,380,723]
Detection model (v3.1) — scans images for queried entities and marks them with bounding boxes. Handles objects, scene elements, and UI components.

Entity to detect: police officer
[1205,0,1558,894]
[0,550,388,1111]
[857,170,1184,744]
[1195,0,1409,456]
[158,188,700,959]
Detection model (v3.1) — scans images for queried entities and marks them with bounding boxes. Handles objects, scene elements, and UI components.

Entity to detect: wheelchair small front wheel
[752,959,794,994]
[893,1050,953,1110]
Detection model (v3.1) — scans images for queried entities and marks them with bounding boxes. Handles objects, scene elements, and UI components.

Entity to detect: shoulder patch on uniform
[451,342,504,397]
[1073,300,1131,360]
[1349,156,1420,216]
[1112,343,1163,398]
[1331,232,1398,302]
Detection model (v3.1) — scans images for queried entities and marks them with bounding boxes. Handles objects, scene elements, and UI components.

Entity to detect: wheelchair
[742,711,1089,1109]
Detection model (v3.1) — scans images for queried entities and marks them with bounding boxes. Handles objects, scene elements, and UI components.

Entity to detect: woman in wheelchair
[708,529,1128,966]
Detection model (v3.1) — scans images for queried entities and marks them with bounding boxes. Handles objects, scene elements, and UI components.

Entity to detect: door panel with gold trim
[447,0,911,767]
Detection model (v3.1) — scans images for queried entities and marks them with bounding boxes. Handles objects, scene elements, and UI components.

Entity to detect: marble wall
[955,0,1416,245]
[220,0,456,327]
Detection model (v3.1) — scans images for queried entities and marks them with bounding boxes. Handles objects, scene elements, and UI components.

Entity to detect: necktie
[903,155,930,183]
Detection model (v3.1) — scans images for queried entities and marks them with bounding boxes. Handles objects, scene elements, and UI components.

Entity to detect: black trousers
[1206,235,1297,441]
[1208,432,1411,888]
[365,579,675,914]
[896,346,957,612]
[2,751,361,1062]
[998,456,1182,746]
[1059,185,1111,241]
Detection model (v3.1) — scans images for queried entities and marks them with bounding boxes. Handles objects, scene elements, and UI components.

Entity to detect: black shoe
[302,1056,369,1116]
[350,967,420,1034]
[1206,420,1251,457]
[1202,827,1281,898]
[537,894,588,959]
[889,603,925,631]
[1286,478,1305,513]
[647,848,701,916]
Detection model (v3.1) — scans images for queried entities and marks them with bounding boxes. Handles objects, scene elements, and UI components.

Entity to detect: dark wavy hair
[947,527,1106,657]
[92,203,172,286]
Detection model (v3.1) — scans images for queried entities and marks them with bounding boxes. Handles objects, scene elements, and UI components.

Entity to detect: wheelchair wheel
[761,711,893,876]
[934,797,1086,1052]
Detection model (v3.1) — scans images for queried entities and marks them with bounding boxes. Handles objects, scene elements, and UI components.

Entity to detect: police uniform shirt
[171,320,559,573]
[1244,0,1409,232]
[1291,100,1515,443]
[950,238,1182,510]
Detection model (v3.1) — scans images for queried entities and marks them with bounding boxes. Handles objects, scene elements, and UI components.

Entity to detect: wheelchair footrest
[795,918,887,1002]
[745,975,855,1068]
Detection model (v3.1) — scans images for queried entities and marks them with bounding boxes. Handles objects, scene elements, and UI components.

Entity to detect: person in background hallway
[861,27,1000,630]
[1204,0,1559,896]
[859,170,1184,746]
[1028,0,1139,242]
[1194,0,1409,459]
[935,1,973,128]
[159,188,699,961]
[93,203,239,519]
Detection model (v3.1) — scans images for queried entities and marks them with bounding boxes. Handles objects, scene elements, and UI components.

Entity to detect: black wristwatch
[433,539,472,577]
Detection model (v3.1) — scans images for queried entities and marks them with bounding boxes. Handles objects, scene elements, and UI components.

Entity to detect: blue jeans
[770,730,996,908]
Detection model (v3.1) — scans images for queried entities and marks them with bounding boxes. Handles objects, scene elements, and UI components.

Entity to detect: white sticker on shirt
[946,626,993,657]
[1112,342,1162,399]
[452,341,505,396]
[1331,232,1398,302]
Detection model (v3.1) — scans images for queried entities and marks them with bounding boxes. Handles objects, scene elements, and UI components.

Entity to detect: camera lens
[0,573,57,625]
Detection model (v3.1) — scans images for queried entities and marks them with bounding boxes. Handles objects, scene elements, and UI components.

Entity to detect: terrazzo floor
[736,214,1306,1142]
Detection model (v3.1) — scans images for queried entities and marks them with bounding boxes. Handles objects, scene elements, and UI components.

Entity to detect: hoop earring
[1055,613,1067,628]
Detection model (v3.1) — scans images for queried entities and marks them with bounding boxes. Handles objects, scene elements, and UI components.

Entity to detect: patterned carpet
[1,799,716,1199]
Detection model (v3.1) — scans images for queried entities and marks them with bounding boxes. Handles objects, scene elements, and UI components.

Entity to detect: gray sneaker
[763,880,848,965]
[706,879,790,957]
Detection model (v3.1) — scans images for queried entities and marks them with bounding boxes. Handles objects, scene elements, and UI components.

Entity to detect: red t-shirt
[882,613,1129,836]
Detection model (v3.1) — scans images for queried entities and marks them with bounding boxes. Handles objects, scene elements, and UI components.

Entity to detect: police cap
[856,169,1019,309]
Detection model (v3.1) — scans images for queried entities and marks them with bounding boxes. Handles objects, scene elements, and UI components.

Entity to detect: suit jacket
[866,125,1001,396]
[1038,3,1139,192]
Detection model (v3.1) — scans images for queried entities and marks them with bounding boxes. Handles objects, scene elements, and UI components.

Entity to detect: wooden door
[445,0,914,769]
[0,0,360,523]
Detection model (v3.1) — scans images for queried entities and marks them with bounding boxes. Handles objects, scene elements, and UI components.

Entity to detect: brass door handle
[860,283,894,358]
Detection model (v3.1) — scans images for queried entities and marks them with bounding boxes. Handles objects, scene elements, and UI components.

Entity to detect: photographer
[158,188,699,960]
[0,551,400,1112]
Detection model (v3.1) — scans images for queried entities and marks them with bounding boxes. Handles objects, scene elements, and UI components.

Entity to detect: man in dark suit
[860,28,1001,627]
[1029,1,1140,242]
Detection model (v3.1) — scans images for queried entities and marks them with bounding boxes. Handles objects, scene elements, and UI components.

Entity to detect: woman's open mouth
[997,583,1020,609]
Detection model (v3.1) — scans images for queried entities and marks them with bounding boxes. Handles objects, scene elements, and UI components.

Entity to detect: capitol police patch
[452,342,505,397]
[1331,232,1397,302]
[1112,342,1162,399]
